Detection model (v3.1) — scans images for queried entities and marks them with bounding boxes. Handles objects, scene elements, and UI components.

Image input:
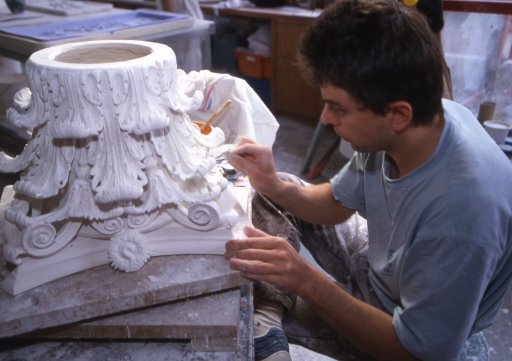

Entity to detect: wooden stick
[200,99,232,132]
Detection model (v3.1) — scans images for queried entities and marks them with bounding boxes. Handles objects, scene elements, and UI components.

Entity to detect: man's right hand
[227,136,282,197]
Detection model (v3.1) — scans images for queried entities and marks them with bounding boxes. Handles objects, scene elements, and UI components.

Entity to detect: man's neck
[387,113,445,178]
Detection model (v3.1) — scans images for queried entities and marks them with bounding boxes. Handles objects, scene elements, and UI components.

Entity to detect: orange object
[402,0,418,6]
[192,121,212,135]
[233,48,271,79]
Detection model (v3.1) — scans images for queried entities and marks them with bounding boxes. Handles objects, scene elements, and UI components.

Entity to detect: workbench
[0,185,254,360]
[0,265,253,360]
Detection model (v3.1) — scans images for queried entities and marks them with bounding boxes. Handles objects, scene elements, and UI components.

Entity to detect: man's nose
[320,106,332,126]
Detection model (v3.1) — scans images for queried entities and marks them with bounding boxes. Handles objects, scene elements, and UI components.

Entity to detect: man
[224,0,512,360]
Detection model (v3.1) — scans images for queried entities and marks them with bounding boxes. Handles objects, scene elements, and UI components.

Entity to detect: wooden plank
[444,0,512,14]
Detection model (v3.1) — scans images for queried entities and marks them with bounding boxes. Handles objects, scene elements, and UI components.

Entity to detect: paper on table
[26,0,113,16]
[0,9,192,42]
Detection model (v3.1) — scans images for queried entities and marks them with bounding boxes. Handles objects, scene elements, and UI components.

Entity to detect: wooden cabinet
[201,5,324,121]
[272,18,323,120]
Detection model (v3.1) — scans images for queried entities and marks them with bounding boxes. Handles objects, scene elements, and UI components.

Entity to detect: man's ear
[386,101,413,133]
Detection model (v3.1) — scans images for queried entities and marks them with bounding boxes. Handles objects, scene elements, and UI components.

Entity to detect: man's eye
[328,104,344,114]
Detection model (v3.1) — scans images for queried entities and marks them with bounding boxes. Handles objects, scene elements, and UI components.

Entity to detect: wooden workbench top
[200,4,321,21]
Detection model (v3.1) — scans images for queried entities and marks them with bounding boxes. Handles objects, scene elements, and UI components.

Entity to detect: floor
[0,114,510,360]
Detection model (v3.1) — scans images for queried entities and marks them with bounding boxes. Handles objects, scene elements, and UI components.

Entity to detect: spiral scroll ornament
[188,203,220,229]
[127,212,158,229]
[21,223,57,257]
[108,230,150,272]
[91,217,125,235]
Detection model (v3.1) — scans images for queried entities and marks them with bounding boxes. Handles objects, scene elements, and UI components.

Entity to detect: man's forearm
[263,181,353,225]
[297,265,420,361]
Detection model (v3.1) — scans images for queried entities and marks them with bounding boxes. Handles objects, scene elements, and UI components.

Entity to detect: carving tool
[200,99,232,132]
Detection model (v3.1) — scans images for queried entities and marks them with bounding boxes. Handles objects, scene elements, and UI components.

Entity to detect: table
[0,6,215,65]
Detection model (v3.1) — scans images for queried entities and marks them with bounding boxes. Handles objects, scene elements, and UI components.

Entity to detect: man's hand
[225,226,313,295]
[227,136,282,197]
[226,228,419,361]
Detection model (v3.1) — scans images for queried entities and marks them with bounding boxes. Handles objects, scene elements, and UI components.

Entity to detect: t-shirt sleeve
[330,152,368,214]
[392,236,499,361]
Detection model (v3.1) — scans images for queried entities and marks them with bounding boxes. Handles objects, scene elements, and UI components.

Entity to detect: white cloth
[157,0,204,72]
[184,70,279,147]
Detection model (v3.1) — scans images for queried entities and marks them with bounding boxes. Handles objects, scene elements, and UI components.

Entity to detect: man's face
[320,84,393,153]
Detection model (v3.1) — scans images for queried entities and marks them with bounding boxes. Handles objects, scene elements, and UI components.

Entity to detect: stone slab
[0,284,254,360]
[0,340,240,361]
[29,289,241,350]
[0,254,249,338]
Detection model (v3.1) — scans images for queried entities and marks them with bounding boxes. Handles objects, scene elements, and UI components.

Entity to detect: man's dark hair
[417,0,444,33]
[299,0,444,125]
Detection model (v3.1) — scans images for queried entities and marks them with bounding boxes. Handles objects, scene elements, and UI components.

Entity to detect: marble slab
[0,284,254,360]
[0,339,241,361]
[0,254,249,338]
[28,289,241,350]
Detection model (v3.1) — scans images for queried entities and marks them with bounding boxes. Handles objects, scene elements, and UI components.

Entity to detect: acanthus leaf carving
[143,63,162,96]
[112,69,169,135]
[6,65,51,130]
[151,115,217,181]
[89,117,147,204]
[13,124,74,199]
[0,144,36,174]
[164,69,204,112]
[81,71,103,106]
[50,72,103,139]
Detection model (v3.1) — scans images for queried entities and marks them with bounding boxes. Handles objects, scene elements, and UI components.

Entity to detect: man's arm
[228,137,354,224]
[297,259,420,361]
[225,227,421,361]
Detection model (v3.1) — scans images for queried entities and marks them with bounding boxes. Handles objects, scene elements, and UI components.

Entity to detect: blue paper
[0,9,190,41]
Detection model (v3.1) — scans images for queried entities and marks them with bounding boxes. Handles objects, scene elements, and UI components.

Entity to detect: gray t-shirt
[330,99,512,361]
